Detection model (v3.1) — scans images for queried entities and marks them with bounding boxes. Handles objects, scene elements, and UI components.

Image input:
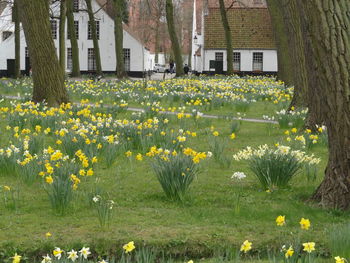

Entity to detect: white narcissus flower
[231,172,247,180]
[67,249,79,262]
[98,260,108,263]
[41,254,52,263]
[79,247,91,259]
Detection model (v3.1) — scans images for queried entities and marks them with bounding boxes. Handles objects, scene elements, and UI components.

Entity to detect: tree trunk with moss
[112,0,127,78]
[59,0,66,75]
[218,0,233,75]
[86,0,102,75]
[13,0,21,78]
[18,0,68,106]
[66,0,80,77]
[166,0,184,77]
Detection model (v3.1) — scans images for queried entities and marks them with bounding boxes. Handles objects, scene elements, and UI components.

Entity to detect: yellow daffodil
[302,242,315,253]
[123,241,135,253]
[335,256,346,263]
[275,215,285,226]
[11,253,21,263]
[240,240,252,253]
[300,218,311,230]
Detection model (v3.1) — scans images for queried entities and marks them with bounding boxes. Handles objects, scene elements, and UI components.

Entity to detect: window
[51,20,57,39]
[123,48,130,71]
[233,52,241,71]
[25,47,29,58]
[68,21,79,40]
[88,21,100,40]
[67,48,72,71]
[215,52,223,61]
[88,48,96,71]
[2,31,12,41]
[253,52,263,71]
[73,0,79,12]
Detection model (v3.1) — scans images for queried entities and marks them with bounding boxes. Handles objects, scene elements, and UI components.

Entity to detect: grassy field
[0,76,348,263]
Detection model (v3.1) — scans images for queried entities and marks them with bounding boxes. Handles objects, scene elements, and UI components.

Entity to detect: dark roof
[204,8,276,49]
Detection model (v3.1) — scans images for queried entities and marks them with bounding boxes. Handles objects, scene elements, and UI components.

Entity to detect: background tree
[112,0,127,78]
[17,0,68,106]
[59,0,66,75]
[218,0,233,75]
[66,0,81,77]
[13,0,20,78]
[85,0,102,75]
[165,0,184,76]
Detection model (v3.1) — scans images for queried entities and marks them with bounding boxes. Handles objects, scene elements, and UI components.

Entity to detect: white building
[191,0,278,75]
[0,0,151,77]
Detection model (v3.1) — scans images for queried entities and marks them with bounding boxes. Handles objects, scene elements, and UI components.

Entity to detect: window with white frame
[68,21,79,39]
[215,52,224,61]
[88,48,96,71]
[233,52,241,71]
[50,20,57,39]
[253,52,263,71]
[123,48,130,71]
[73,0,79,12]
[88,21,100,40]
[67,48,72,71]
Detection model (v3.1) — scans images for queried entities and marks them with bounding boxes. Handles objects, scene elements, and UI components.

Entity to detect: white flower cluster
[233,144,320,165]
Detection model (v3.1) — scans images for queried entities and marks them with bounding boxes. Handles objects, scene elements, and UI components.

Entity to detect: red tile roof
[204,8,275,49]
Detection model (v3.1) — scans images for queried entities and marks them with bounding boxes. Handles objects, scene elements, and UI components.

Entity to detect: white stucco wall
[203,49,278,72]
[0,0,149,73]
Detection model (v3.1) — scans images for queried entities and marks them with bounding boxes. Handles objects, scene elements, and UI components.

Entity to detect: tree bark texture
[219,0,233,75]
[59,0,66,75]
[266,0,292,86]
[18,0,68,106]
[86,0,102,75]
[166,0,184,77]
[297,0,350,210]
[67,0,81,77]
[13,0,20,79]
[113,0,127,78]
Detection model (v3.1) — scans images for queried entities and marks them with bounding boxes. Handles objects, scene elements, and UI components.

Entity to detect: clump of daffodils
[233,144,320,190]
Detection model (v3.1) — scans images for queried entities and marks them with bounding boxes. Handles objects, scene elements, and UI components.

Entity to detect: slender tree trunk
[113,0,127,78]
[218,0,233,75]
[66,0,80,77]
[155,20,160,64]
[166,0,184,77]
[17,0,68,106]
[85,0,102,75]
[13,0,20,78]
[296,0,350,210]
[59,0,66,75]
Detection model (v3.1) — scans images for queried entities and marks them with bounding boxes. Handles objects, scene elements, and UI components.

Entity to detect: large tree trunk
[67,0,81,77]
[18,0,68,106]
[59,0,66,75]
[266,0,292,85]
[113,0,127,78]
[166,0,184,77]
[13,0,20,79]
[86,0,102,75]
[218,0,233,75]
[296,0,350,210]
[267,0,308,109]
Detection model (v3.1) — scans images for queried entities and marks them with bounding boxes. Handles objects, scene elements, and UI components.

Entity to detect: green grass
[0,77,346,262]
